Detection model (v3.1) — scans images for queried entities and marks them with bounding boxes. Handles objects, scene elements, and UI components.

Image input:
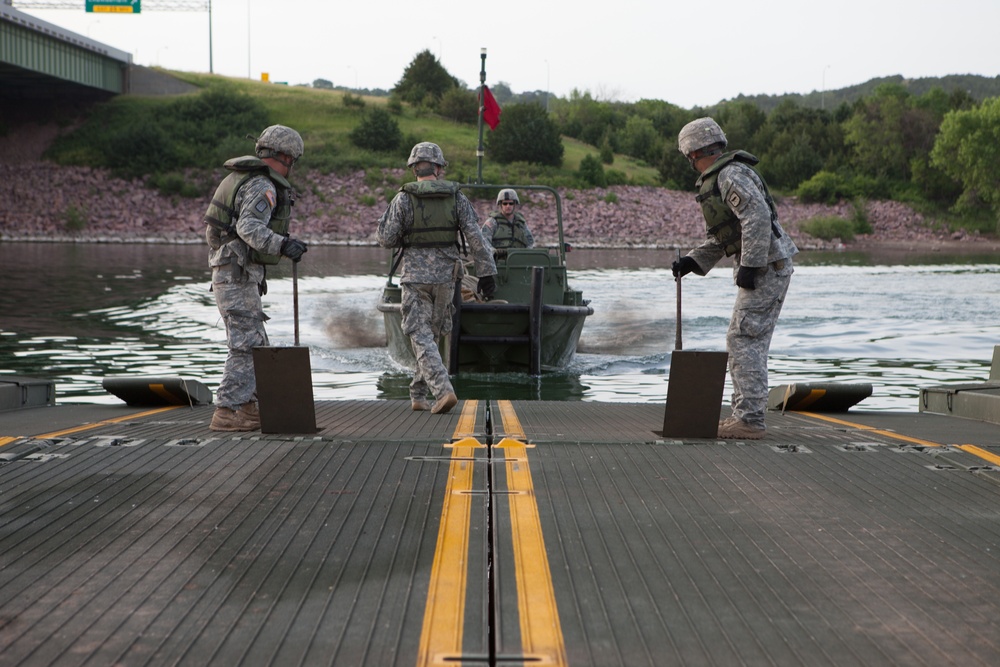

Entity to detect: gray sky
[21,0,1000,109]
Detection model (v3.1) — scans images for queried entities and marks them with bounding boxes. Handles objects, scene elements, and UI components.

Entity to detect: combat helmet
[496,188,520,205]
[255,125,304,160]
[407,142,448,168]
[677,117,727,156]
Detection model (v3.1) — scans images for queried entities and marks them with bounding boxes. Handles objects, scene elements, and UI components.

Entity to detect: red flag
[481,85,501,130]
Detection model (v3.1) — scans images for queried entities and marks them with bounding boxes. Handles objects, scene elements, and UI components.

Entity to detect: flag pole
[476,48,487,184]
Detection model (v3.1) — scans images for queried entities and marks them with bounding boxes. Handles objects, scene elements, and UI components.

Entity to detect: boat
[377,50,593,375]
[376,183,593,374]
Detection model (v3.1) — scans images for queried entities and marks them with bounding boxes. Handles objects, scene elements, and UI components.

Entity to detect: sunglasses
[501,201,516,206]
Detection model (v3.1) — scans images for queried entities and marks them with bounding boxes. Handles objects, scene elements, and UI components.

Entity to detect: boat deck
[1,400,999,666]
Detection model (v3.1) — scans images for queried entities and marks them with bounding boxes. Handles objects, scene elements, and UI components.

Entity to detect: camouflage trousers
[400,282,456,402]
[213,264,269,410]
[727,259,793,426]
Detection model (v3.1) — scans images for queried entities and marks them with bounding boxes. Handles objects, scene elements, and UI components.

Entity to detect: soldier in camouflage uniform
[376,142,497,414]
[672,118,798,440]
[483,188,535,251]
[205,125,309,431]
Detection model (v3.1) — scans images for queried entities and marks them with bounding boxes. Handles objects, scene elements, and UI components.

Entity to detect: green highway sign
[86,0,141,13]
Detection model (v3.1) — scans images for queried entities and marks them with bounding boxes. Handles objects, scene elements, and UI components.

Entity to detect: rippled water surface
[2,243,998,411]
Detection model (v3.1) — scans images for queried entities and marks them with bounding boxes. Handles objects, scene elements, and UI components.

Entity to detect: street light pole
[545,59,550,112]
[208,0,213,74]
[822,64,830,110]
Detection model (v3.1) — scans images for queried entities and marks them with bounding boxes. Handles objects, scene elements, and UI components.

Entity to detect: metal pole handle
[675,248,683,351]
[292,260,300,347]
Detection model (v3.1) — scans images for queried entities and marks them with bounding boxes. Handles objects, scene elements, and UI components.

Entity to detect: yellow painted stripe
[0,436,18,448]
[790,388,827,410]
[798,412,944,448]
[148,384,182,405]
[497,399,525,439]
[495,436,567,666]
[957,444,1000,467]
[495,400,566,666]
[417,401,482,667]
[448,398,480,442]
[32,406,181,440]
[800,412,1000,469]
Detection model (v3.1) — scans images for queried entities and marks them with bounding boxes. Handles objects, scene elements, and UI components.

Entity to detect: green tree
[578,154,606,186]
[437,87,478,124]
[486,103,564,166]
[619,115,661,164]
[349,107,402,152]
[752,101,845,190]
[714,101,768,153]
[392,50,460,106]
[842,83,939,182]
[658,145,695,191]
[931,97,1000,229]
[551,89,627,147]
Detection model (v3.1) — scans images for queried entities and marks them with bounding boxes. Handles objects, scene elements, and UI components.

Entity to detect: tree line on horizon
[351,50,1000,233]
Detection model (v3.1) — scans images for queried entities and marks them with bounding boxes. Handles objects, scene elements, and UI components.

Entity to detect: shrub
[45,85,269,178]
[437,87,478,124]
[599,138,614,165]
[796,170,849,204]
[486,103,564,167]
[850,198,873,235]
[150,172,204,198]
[342,93,366,110]
[605,169,629,186]
[801,215,862,242]
[578,154,606,187]
[349,107,402,153]
[63,204,88,231]
[105,123,180,177]
[603,192,619,204]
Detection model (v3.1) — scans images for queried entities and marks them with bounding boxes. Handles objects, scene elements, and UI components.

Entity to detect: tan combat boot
[717,418,766,440]
[411,398,432,411]
[210,404,261,431]
[431,392,458,415]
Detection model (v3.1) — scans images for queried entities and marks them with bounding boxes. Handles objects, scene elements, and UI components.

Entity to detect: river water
[2,243,998,412]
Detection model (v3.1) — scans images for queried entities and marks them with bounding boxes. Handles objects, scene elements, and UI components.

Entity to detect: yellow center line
[495,400,567,666]
[417,401,483,667]
[5,406,182,442]
[798,411,1000,467]
[448,398,480,443]
[496,399,526,439]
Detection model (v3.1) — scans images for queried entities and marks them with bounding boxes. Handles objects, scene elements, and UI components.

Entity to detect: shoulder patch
[727,191,742,209]
[255,198,269,213]
[265,190,276,208]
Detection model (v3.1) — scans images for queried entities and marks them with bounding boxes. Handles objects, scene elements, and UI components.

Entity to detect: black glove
[477,275,497,300]
[672,256,698,278]
[736,265,758,290]
[280,237,308,262]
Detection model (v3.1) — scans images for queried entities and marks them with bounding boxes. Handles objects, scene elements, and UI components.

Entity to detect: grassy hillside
[74,70,661,189]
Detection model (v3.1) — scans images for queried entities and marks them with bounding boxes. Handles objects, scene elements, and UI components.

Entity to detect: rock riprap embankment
[0,163,978,250]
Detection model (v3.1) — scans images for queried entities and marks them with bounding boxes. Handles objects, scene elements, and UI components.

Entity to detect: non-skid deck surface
[1,400,999,666]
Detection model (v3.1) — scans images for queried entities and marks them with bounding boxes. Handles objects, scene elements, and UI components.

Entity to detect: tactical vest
[400,180,461,248]
[694,150,779,257]
[204,156,293,265]
[488,212,530,249]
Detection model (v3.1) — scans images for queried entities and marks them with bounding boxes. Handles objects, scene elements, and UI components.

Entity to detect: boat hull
[377,285,592,372]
